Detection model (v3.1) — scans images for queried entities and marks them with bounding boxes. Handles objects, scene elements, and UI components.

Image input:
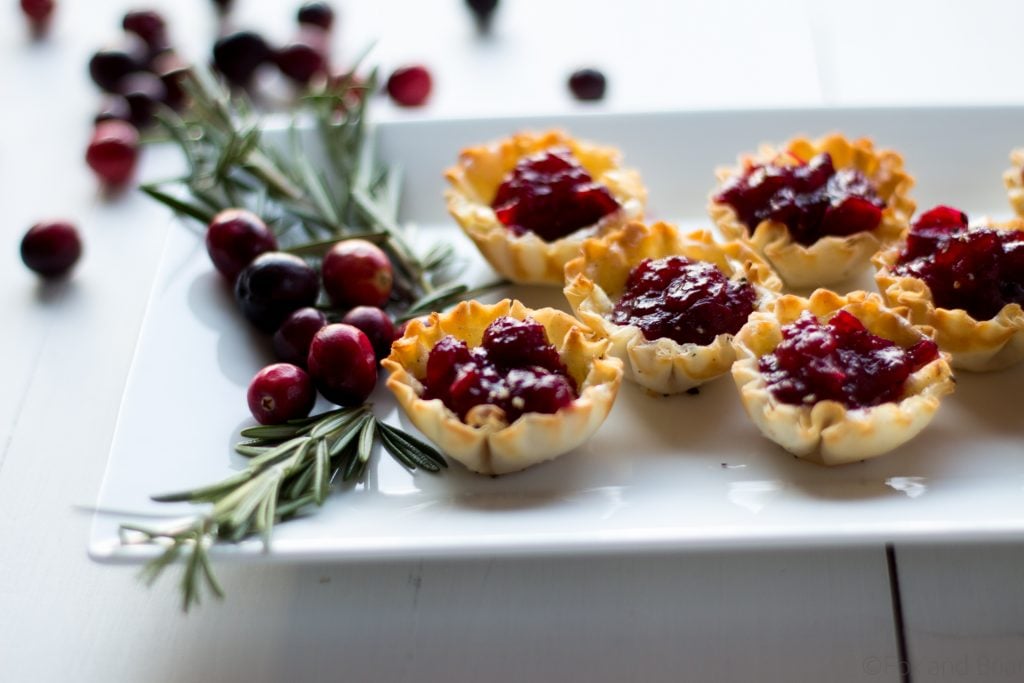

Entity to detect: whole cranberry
[213,30,273,86]
[205,208,277,281]
[88,40,147,92]
[94,95,132,124]
[152,52,191,110]
[117,71,167,129]
[341,306,396,361]
[247,363,316,425]
[20,0,54,24]
[234,252,319,332]
[386,65,432,107]
[20,221,82,278]
[307,324,377,406]
[321,239,393,308]
[273,307,327,367]
[85,120,140,185]
[568,68,606,101]
[122,10,167,50]
[275,39,326,84]
[297,1,335,30]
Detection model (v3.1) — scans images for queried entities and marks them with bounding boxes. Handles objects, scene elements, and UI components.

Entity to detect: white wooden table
[3,1,1023,681]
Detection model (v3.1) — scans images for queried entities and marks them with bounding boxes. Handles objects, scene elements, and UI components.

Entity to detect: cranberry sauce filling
[893,206,1024,320]
[759,310,938,409]
[491,147,621,241]
[422,316,578,422]
[714,152,886,246]
[610,256,756,346]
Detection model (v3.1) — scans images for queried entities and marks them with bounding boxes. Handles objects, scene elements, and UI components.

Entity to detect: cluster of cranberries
[715,152,887,246]
[492,148,620,241]
[611,256,756,346]
[893,206,1024,321]
[423,316,578,423]
[205,209,398,424]
[759,310,939,409]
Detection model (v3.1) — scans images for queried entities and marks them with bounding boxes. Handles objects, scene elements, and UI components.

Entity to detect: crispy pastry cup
[873,217,1024,371]
[708,134,915,289]
[382,299,624,475]
[564,220,782,394]
[1004,148,1024,217]
[731,289,954,466]
[444,130,646,285]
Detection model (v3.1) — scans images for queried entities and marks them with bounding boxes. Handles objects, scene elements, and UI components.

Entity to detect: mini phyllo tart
[382,299,623,475]
[444,130,646,285]
[564,221,781,394]
[708,134,915,288]
[1004,148,1024,217]
[731,289,954,466]
[873,205,1024,371]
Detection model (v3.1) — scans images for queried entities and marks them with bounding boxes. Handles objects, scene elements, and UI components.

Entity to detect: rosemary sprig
[120,407,446,611]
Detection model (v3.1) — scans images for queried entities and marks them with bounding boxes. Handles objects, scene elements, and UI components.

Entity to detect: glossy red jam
[893,206,1024,320]
[491,148,620,241]
[760,310,938,409]
[610,256,756,346]
[423,316,578,422]
[714,152,886,246]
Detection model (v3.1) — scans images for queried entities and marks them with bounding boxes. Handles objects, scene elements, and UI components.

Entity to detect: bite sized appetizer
[874,205,1024,371]
[383,299,623,475]
[731,289,954,466]
[564,221,781,394]
[709,134,915,288]
[445,130,646,285]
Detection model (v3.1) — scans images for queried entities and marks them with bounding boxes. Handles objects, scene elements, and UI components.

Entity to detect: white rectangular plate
[91,107,1024,563]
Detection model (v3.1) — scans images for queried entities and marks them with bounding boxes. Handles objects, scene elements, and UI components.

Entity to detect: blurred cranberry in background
[213,30,273,86]
[85,120,140,186]
[386,65,432,107]
[568,68,607,101]
[297,1,335,30]
[20,221,82,279]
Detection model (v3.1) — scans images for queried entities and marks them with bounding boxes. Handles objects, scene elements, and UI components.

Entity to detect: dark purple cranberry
[321,239,393,309]
[492,148,620,241]
[213,30,273,86]
[715,152,885,246]
[152,52,190,110]
[610,256,756,346]
[20,0,54,24]
[759,310,939,409]
[386,65,432,107]
[85,120,139,185]
[273,307,327,367]
[88,40,147,92]
[205,208,278,282]
[307,324,378,406]
[247,363,316,425]
[122,10,167,50]
[422,316,577,422]
[275,39,326,84]
[20,221,82,278]
[297,1,334,30]
[465,0,499,31]
[341,306,396,361]
[117,71,167,129]
[568,68,606,101]
[94,95,132,124]
[893,206,1024,320]
[234,252,319,332]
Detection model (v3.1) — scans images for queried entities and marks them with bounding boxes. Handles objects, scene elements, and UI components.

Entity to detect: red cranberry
[341,306,396,361]
[480,315,562,370]
[760,310,938,409]
[205,208,278,281]
[117,71,167,129]
[235,252,320,332]
[122,10,167,50]
[20,221,82,278]
[213,30,273,86]
[247,363,316,425]
[85,120,139,186]
[275,39,327,84]
[273,307,327,367]
[307,324,378,406]
[321,239,393,308]
[610,256,756,346]
[88,41,147,92]
[94,95,133,124]
[20,0,54,24]
[297,1,335,30]
[386,65,432,107]
[492,148,620,241]
[568,68,606,101]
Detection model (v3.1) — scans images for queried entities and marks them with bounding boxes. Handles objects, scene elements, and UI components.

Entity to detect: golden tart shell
[873,217,1024,371]
[382,299,624,475]
[708,134,915,289]
[445,130,646,285]
[564,220,782,394]
[731,289,954,466]
[1004,148,1024,217]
